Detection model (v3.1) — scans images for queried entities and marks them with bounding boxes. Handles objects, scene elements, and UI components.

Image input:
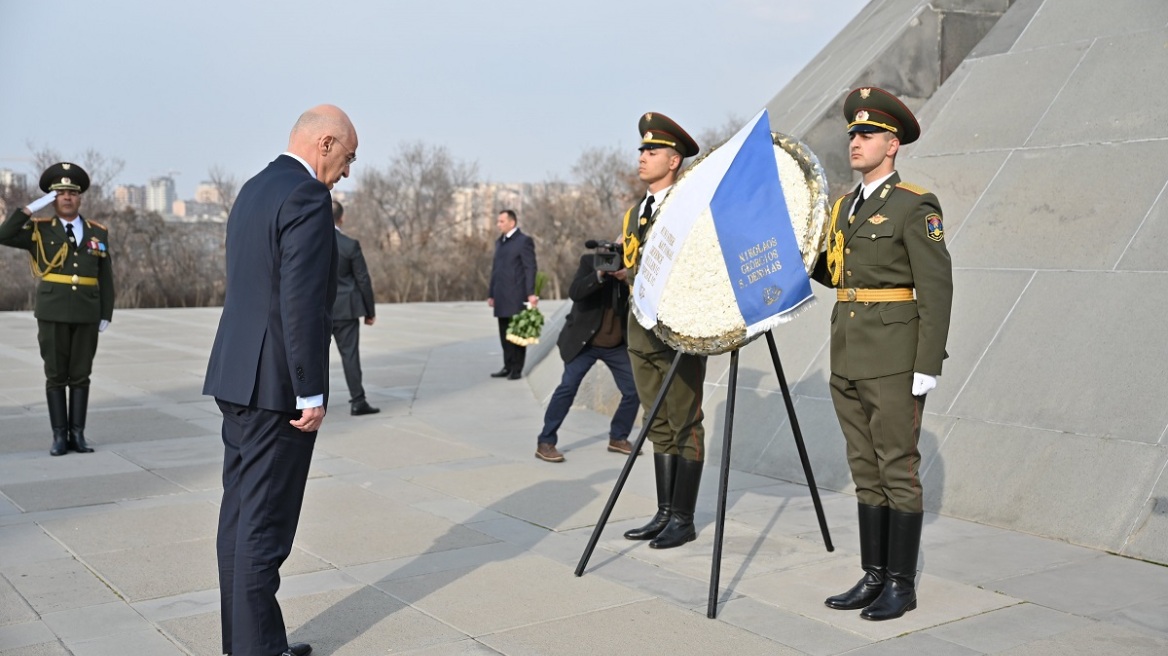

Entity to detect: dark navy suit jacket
[332,230,375,321]
[203,155,339,413]
[488,228,536,318]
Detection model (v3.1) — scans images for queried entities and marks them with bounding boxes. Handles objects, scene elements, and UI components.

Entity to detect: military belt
[42,273,98,287]
[836,287,914,302]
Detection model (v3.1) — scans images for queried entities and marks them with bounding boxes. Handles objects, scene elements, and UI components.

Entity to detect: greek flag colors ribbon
[632,109,813,338]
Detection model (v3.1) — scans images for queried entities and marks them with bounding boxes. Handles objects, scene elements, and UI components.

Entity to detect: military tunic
[622,198,707,462]
[0,209,115,389]
[812,173,952,512]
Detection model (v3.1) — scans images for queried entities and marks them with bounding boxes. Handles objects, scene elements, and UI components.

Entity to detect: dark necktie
[65,223,76,245]
[638,194,655,240]
[850,186,866,223]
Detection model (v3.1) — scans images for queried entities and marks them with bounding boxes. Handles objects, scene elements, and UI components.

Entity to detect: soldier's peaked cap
[843,87,921,145]
[39,162,91,194]
[638,112,699,158]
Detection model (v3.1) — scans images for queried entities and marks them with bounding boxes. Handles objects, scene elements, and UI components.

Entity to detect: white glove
[911,372,936,396]
[26,191,57,213]
[99,320,109,333]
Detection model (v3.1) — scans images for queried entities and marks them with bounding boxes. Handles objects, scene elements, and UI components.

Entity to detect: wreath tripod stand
[574,330,834,618]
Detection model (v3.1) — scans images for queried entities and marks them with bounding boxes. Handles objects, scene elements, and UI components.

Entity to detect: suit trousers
[497,316,526,374]
[537,344,640,445]
[37,320,99,390]
[216,400,316,656]
[627,320,706,462]
[829,371,925,512]
[331,319,366,403]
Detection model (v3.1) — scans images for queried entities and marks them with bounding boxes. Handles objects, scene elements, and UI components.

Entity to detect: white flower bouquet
[506,271,548,346]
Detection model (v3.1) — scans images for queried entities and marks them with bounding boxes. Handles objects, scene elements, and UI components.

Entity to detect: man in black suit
[534,252,639,463]
[330,200,379,416]
[203,104,356,656]
[487,209,537,380]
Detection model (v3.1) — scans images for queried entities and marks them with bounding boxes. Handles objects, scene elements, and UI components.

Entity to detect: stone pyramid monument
[735,0,1168,565]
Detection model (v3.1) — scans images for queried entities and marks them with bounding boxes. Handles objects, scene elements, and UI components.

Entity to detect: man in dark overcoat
[487,208,537,379]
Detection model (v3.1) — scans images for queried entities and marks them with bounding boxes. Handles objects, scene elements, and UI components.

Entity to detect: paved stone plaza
[2,303,1167,655]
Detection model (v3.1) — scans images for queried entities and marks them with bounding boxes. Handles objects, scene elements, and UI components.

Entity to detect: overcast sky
[0,0,865,199]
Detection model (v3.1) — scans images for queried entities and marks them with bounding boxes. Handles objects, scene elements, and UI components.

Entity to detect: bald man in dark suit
[203,104,356,656]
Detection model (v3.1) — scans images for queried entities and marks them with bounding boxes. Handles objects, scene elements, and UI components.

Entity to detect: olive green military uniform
[0,162,115,456]
[620,112,708,551]
[812,174,952,512]
[623,197,707,462]
[621,112,707,464]
[815,87,953,621]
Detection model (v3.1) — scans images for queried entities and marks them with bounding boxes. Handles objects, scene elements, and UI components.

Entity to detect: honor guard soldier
[0,163,115,456]
[812,87,953,620]
[620,112,708,550]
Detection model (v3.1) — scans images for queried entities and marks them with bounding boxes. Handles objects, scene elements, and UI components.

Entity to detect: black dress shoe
[490,368,511,378]
[350,400,380,416]
[281,643,312,656]
[507,371,522,380]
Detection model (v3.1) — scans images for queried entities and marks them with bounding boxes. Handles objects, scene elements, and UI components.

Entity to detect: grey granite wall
[532,0,1168,564]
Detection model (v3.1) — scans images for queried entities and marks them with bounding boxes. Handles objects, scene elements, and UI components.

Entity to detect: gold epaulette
[86,219,108,231]
[895,182,930,196]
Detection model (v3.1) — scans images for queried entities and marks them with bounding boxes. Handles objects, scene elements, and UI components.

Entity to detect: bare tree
[206,165,239,215]
[347,142,483,302]
[356,141,478,248]
[570,146,639,217]
[697,113,747,154]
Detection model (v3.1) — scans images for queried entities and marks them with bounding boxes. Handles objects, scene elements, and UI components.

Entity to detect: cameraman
[534,246,639,463]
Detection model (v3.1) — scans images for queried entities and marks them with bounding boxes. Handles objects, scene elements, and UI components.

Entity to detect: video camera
[586,239,622,273]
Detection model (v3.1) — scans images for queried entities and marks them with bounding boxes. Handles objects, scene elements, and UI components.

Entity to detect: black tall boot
[624,454,677,540]
[46,388,69,456]
[67,386,95,453]
[861,509,923,621]
[649,457,702,549]
[826,503,889,610]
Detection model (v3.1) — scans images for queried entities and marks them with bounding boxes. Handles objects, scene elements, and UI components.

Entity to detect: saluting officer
[812,87,953,620]
[620,112,708,550]
[0,163,115,456]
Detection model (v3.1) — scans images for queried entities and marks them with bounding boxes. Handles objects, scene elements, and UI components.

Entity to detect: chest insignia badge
[868,214,888,225]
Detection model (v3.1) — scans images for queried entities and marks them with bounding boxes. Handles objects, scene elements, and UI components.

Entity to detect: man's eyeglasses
[331,135,357,166]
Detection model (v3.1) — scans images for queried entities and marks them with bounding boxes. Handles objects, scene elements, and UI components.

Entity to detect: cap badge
[643,131,653,141]
[860,88,871,99]
[644,113,653,121]
[855,110,869,122]
[62,177,72,185]
[62,163,72,170]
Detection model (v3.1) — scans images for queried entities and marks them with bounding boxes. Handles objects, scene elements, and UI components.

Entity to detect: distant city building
[194,182,221,205]
[0,168,28,193]
[450,183,530,237]
[113,184,146,211]
[146,176,177,214]
[172,199,223,222]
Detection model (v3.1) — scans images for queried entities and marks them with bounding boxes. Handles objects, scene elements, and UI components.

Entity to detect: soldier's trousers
[37,320,99,390]
[627,319,706,462]
[829,371,924,512]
